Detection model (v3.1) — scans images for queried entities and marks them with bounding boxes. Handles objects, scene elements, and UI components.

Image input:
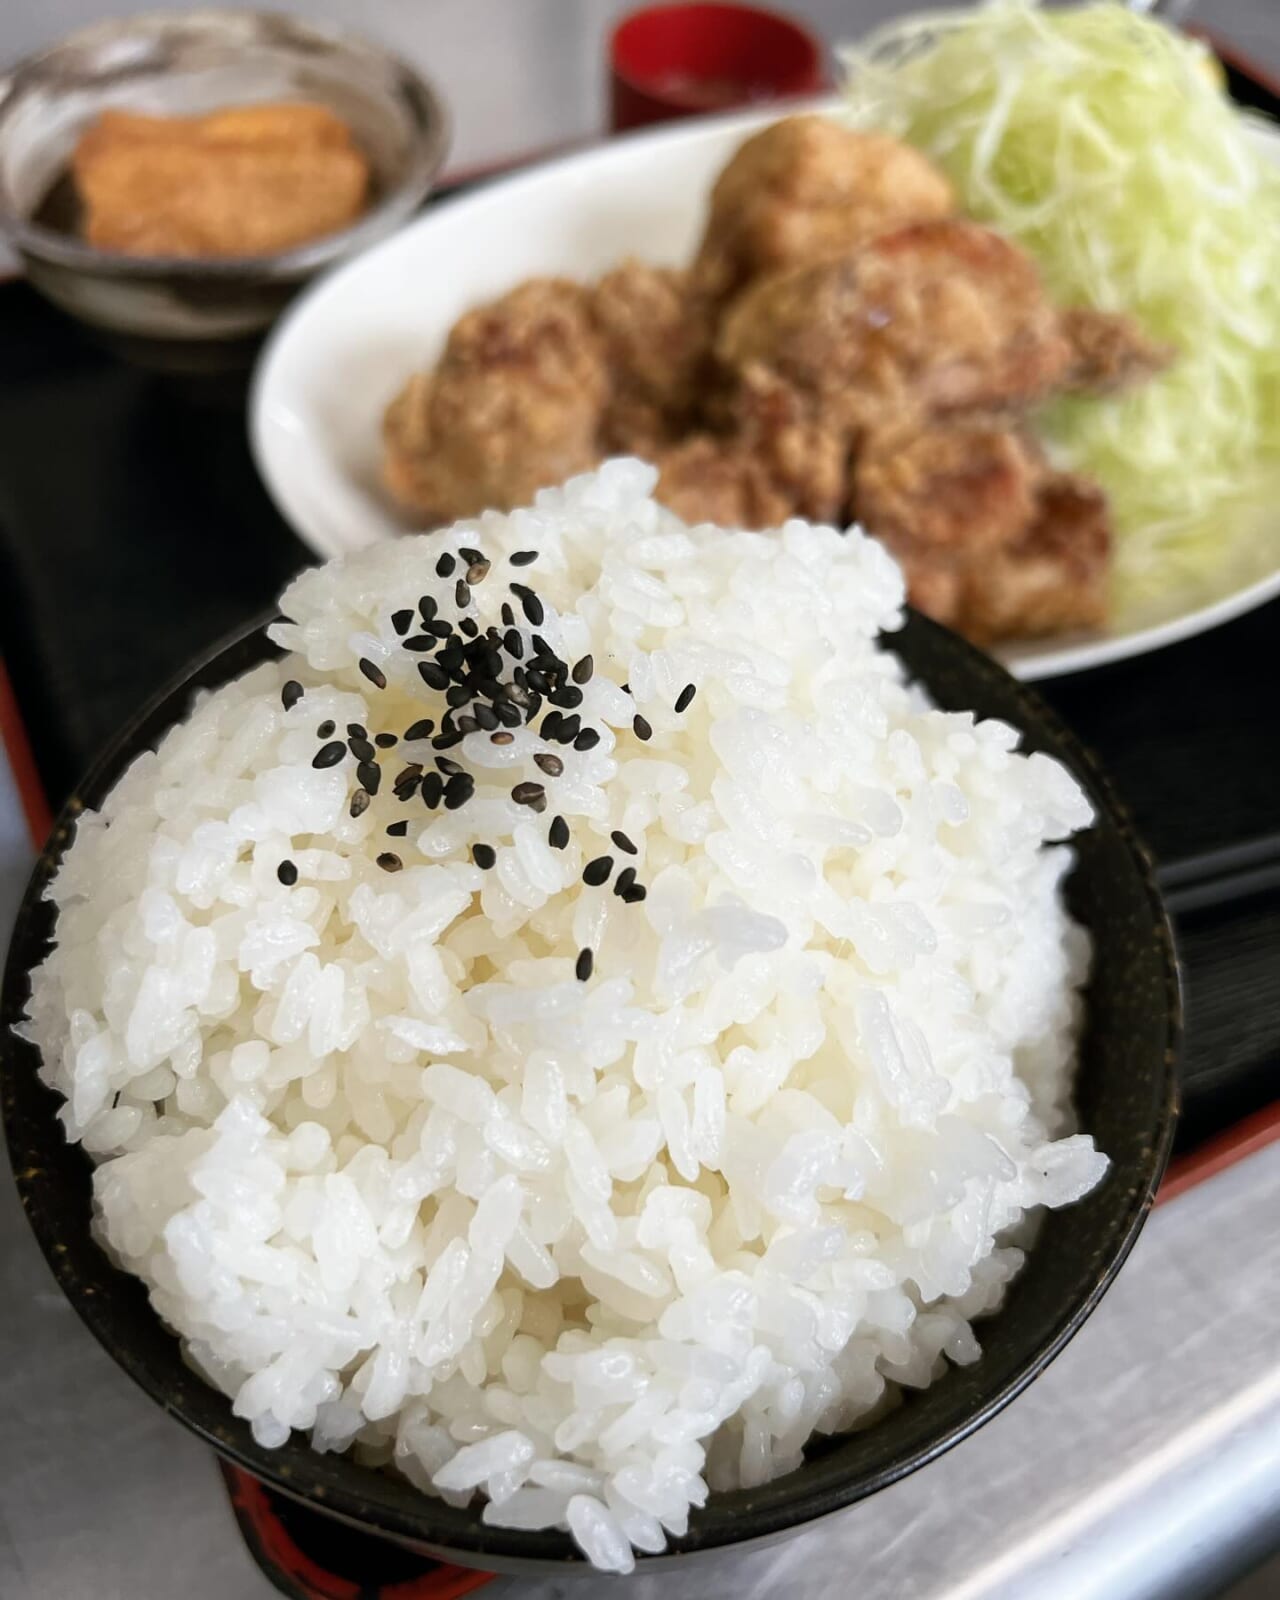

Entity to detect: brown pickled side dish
[70,102,371,258]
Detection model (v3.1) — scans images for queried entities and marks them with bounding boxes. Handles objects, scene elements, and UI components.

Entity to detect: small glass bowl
[0,10,449,351]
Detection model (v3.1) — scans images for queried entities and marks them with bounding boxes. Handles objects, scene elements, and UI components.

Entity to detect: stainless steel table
[3,4,1280,1598]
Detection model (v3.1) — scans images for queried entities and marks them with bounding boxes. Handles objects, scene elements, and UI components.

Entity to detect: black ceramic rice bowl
[0,610,1179,1574]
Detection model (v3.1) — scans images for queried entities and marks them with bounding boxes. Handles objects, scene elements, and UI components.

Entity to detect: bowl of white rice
[2,462,1178,1575]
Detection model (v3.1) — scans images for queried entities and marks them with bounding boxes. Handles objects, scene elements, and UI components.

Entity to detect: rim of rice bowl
[16,462,1112,1573]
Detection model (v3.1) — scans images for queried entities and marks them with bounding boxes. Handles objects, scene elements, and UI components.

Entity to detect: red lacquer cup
[609,2,827,132]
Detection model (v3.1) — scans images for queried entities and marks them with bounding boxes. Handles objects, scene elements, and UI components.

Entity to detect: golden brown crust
[853,418,1043,554]
[590,260,713,449]
[381,279,609,524]
[1058,306,1175,395]
[718,220,1074,435]
[961,473,1111,641]
[692,115,954,305]
[653,435,801,530]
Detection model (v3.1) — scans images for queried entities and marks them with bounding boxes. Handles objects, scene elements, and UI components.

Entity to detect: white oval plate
[251,103,1280,682]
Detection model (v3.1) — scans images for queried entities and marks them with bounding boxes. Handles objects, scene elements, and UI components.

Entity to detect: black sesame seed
[555,714,581,744]
[632,714,652,741]
[433,730,465,750]
[550,685,583,710]
[403,718,435,742]
[510,550,539,567]
[466,559,491,585]
[459,546,484,565]
[496,700,523,728]
[583,855,613,887]
[505,681,532,709]
[534,752,564,777]
[349,790,371,818]
[455,715,479,735]
[394,763,424,786]
[472,843,496,870]
[436,756,464,776]
[473,703,499,731]
[359,658,388,690]
[402,634,438,653]
[510,583,544,625]
[491,731,515,746]
[526,669,550,695]
[418,662,449,691]
[501,602,515,627]
[357,760,382,794]
[436,552,456,578]
[622,884,647,904]
[421,772,444,808]
[313,741,346,769]
[347,722,368,740]
[572,655,594,685]
[511,781,547,812]
[621,682,631,694]
[348,737,376,762]
[531,634,553,658]
[377,852,403,873]
[459,618,480,638]
[394,774,421,802]
[316,719,336,739]
[614,866,636,897]
[611,830,638,856]
[426,619,453,638]
[277,859,298,886]
[524,693,543,724]
[419,595,438,621]
[575,947,594,981]
[549,815,570,850]
[444,772,475,810]
[675,683,697,714]
[375,732,399,749]
[281,680,304,711]
[574,728,601,752]
[391,608,414,636]
[445,684,472,709]
[503,628,524,660]
[455,578,470,609]
[386,820,409,837]
[540,710,563,742]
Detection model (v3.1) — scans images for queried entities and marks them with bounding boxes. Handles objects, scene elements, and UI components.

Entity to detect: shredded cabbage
[841,0,1280,620]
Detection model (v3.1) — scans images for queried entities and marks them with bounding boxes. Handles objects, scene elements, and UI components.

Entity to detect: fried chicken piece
[590,260,713,452]
[853,418,1043,554]
[692,115,954,305]
[852,418,1108,641]
[962,473,1111,641]
[382,279,609,524]
[1058,307,1174,394]
[718,219,1074,433]
[730,365,850,524]
[654,435,800,529]
[652,361,852,530]
[71,103,369,257]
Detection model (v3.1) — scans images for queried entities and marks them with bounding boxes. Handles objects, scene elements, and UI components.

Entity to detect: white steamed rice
[20,461,1106,1571]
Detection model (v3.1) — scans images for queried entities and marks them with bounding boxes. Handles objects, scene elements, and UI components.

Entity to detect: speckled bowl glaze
[0,11,448,353]
[0,610,1179,1576]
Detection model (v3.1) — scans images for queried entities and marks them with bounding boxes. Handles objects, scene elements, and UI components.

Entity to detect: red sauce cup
[609,2,827,132]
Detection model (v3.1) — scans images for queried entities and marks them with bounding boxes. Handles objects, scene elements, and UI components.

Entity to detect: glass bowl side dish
[0,9,449,346]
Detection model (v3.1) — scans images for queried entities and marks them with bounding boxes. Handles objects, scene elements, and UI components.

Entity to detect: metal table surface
[2,4,1280,1599]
